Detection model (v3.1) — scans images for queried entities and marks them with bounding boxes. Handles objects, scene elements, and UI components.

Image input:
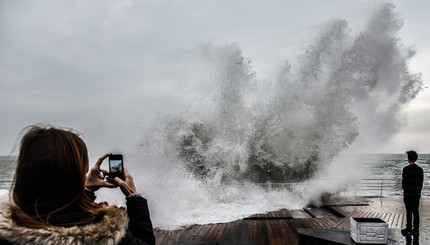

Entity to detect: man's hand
[85,153,117,191]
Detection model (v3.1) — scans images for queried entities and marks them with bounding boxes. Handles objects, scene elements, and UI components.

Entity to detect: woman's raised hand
[85,153,117,191]
[114,168,138,197]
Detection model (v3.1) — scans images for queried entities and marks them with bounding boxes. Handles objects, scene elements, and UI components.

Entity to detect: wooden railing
[358,178,401,196]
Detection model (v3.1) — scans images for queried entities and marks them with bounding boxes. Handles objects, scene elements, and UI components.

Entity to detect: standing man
[401,150,424,236]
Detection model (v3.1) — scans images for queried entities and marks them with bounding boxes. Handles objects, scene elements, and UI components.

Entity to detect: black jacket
[402,164,424,197]
[0,193,155,245]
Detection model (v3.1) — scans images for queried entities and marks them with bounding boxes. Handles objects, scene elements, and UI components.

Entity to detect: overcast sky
[1,0,429,155]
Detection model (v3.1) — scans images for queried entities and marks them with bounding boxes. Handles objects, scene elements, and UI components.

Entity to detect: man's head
[406,150,418,163]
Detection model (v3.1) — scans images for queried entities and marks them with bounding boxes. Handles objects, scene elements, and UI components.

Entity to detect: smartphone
[109,154,124,181]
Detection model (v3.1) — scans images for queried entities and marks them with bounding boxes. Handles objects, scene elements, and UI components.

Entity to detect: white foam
[0,190,8,202]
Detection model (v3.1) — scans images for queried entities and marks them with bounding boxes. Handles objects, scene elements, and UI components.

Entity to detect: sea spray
[129,3,422,229]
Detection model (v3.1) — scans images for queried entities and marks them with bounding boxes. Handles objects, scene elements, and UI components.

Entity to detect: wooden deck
[154,196,429,245]
[155,217,340,245]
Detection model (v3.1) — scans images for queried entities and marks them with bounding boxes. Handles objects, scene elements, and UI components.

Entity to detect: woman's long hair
[10,125,107,228]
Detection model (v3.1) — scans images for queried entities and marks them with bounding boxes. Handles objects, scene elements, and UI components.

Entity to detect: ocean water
[1,154,428,212]
[345,154,430,196]
[0,156,15,191]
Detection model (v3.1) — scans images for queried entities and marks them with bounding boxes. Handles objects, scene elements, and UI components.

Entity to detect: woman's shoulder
[0,202,129,245]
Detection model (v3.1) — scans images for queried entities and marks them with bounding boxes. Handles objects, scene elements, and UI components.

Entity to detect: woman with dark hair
[0,125,155,244]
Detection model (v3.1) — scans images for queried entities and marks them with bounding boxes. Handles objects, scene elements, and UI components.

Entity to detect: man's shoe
[401,228,412,236]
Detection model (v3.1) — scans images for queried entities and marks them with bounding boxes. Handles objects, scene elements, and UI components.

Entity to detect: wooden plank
[391,213,399,228]
[161,230,172,245]
[221,221,237,245]
[341,217,351,228]
[320,218,331,228]
[201,224,216,243]
[311,218,325,229]
[276,220,292,245]
[321,218,332,228]
[326,217,340,228]
[326,217,339,228]
[324,196,369,206]
[254,219,267,245]
[393,213,401,228]
[232,221,244,244]
[164,230,176,245]
[289,209,312,219]
[333,211,355,229]
[211,223,224,240]
[268,211,275,219]
[212,223,223,240]
[391,213,397,228]
[380,212,389,222]
[387,213,395,228]
[246,221,257,245]
[160,230,172,244]
[241,221,253,245]
[154,230,167,245]
[304,217,320,229]
[214,222,228,243]
[270,220,287,244]
[229,221,241,245]
[328,206,350,217]
[177,225,194,244]
[245,209,292,220]
[193,224,210,244]
[382,213,391,224]
[276,220,290,245]
[316,218,329,229]
[190,224,204,243]
[286,220,300,244]
[201,224,216,244]
[194,224,207,240]
[248,220,258,244]
[265,220,277,245]
[281,209,292,218]
[397,214,403,228]
[389,213,396,228]
[400,214,406,228]
[166,229,182,245]
[374,212,382,219]
[303,207,339,219]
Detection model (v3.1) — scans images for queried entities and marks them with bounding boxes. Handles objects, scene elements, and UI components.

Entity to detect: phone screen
[109,154,124,180]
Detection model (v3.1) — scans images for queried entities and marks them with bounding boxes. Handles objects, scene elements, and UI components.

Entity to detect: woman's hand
[85,153,117,191]
[114,168,138,197]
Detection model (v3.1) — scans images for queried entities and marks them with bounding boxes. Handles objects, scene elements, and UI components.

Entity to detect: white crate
[350,217,388,244]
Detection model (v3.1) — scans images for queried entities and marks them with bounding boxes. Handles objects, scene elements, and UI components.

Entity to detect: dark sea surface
[352,154,430,196]
[0,156,15,190]
[1,154,429,196]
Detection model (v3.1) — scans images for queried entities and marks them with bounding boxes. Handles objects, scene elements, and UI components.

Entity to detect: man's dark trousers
[404,196,420,231]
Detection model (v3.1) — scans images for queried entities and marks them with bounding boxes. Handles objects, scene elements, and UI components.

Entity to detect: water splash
[137,3,422,228]
[159,3,420,183]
